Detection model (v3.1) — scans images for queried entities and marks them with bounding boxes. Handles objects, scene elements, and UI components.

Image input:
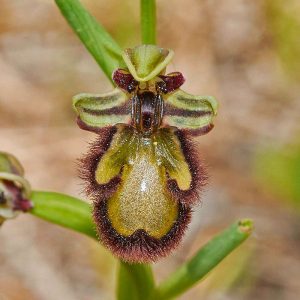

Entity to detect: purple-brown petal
[158,72,185,93]
[112,69,138,93]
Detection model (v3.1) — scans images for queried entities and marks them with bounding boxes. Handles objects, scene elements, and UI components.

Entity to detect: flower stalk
[140,0,157,44]
[155,220,254,299]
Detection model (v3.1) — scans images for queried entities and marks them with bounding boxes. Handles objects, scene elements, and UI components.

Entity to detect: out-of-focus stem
[140,0,157,44]
[117,262,155,300]
[30,191,97,239]
[155,219,254,299]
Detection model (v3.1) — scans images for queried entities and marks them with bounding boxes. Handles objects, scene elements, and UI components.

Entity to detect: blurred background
[0,0,299,299]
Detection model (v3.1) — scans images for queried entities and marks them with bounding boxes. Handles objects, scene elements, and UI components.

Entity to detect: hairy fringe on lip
[78,126,207,262]
[94,199,192,263]
[78,126,121,200]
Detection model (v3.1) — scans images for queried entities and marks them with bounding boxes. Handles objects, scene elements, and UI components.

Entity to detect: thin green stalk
[30,191,97,239]
[140,0,157,44]
[155,219,254,299]
[55,0,124,81]
[117,262,155,300]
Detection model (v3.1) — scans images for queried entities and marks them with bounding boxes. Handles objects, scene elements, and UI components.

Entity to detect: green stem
[55,0,124,81]
[117,262,155,300]
[140,0,157,44]
[30,191,97,239]
[155,219,254,299]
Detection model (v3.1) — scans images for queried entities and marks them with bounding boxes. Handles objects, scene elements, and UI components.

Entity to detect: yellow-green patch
[94,126,193,238]
[122,45,174,82]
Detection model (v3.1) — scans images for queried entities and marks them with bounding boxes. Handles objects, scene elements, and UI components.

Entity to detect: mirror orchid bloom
[73,45,218,263]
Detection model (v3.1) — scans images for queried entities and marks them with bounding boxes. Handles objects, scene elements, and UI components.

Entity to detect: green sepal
[0,152,24,175]
[163,89,218,134]
[122,45,174,82]
[73,88,131,131]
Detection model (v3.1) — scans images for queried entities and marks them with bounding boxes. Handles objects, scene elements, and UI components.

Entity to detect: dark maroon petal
[13,197,33,212]
[158,72,185,93]
[3,181,33,212]
[112,69,138,93]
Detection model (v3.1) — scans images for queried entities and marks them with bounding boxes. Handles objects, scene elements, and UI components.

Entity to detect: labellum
[73,45,218,262]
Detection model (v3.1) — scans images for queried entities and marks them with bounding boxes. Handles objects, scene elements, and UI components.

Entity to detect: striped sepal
[73,88,131,132]
[163,89,218,135]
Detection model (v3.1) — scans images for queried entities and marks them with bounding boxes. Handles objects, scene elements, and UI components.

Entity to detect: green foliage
[266,0,300,81]
[254,142,300,210]
[30,191,96,239]
[155,220,253,299]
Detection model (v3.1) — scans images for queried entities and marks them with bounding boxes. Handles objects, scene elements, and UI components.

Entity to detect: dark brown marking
[164,103,212,118]
[82,101,131,116]
[132,92,163,135]
[181,124,214,136]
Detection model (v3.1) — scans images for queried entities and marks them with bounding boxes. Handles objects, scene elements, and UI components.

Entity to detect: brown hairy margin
[79,126,121,201]
[93,199,192,263]
[79,126,198,262]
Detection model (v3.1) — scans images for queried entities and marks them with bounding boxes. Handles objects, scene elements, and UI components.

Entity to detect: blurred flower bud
[0,152,32,225]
